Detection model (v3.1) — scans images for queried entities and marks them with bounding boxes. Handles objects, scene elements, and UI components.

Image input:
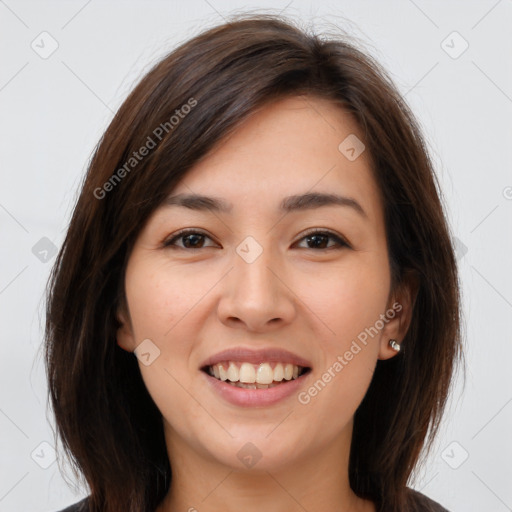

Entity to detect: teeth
[227,362,239,382]
[227,381,280,389]
[208,361,306,384]
[239,362,256,383]
[273,363,284,381]
[218,364,228,381]
[256,363,273,384]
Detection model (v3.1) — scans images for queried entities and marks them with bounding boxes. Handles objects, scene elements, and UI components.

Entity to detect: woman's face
[117,95,411,474]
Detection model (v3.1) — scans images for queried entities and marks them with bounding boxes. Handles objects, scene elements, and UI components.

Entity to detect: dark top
[56,488,449,511]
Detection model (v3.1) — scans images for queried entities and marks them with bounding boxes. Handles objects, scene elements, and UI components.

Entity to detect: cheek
[296,349,375,446]
[123,258,210,419]
[124,258,208,344]
[294,252,389,416]
[302,254,391,345]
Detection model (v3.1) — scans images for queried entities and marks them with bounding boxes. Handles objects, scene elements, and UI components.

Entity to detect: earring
[389,339,401,352]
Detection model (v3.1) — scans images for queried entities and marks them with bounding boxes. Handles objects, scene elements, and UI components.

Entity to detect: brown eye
[295,230,350,250]
[162,229,349,251]
[163,230,217,249]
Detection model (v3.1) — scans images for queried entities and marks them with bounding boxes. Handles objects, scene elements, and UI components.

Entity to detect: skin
[116,95,416,512]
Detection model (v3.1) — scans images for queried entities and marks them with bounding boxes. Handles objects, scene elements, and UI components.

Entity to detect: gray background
[1,1,511,511]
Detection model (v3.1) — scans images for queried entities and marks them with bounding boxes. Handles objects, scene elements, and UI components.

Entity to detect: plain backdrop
[1,1,511,511]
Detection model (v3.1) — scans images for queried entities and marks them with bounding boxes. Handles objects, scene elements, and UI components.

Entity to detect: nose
[217,244,296,332]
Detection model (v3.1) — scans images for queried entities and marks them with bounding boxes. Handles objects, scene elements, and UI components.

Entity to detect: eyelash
[162,228,350,251]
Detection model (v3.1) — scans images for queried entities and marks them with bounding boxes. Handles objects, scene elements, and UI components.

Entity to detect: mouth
[201,361,311,389]
[199,347,312,406]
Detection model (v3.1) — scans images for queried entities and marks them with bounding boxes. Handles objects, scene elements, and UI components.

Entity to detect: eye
[294,229,350,250]
[162,229,218,249]
[162,228,350,251]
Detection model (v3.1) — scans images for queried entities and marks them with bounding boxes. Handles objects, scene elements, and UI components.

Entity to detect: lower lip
[202,371,310,407]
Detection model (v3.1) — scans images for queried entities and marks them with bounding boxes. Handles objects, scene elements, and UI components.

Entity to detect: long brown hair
[44,14,462,512]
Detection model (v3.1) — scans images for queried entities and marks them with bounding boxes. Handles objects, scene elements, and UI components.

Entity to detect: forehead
[167,95,381,221]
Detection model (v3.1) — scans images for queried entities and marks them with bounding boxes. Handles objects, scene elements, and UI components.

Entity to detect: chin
[205,430,304,472]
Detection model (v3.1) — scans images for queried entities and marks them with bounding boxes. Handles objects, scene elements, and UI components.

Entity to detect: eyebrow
[162,192,367,218]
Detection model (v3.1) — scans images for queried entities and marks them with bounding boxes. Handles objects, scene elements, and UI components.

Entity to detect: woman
[45,14,462,512]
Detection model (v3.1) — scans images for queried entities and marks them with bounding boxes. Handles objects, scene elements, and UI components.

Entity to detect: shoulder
[405,487,450,511]
[56,496,90,512]
[55,491,450,512]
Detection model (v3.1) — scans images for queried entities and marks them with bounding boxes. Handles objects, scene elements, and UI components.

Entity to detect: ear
[378,270,419,360]
[115,301,136,353]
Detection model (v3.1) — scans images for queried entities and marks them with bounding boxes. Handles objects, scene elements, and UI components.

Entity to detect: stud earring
[389,339,401,352]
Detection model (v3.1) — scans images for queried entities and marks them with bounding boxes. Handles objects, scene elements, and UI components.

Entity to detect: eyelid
[163,227,351,251]
[293,228,351,249]
[162,228,219,249]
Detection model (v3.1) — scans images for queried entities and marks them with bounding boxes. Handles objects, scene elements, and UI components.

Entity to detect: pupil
[307,234,327,249]
[184,234,203,248]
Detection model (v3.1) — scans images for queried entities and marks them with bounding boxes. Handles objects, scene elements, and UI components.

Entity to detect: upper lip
[200,347,312,369]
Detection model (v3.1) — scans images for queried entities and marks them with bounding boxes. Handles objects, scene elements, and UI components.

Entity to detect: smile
[199,346,313,406]
[204,361,310,389]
